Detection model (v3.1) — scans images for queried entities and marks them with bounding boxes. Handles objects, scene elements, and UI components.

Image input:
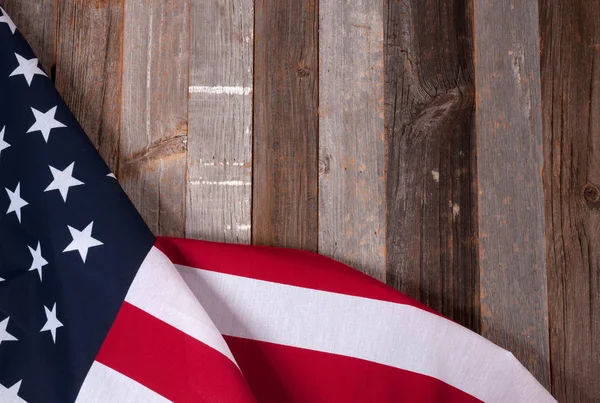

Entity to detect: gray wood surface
[119,0,189,237]
[252,0,319,251]
[384,0,478,330]
[186,0,253,244]
[540,0,600,400]
[473,0,550,387]
[319,0,386,280]
[55,0,122,171]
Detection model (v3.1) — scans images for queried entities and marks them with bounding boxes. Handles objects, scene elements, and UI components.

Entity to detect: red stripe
[225,335,481,403]
[155,237,437,314]
[96,302,256,403]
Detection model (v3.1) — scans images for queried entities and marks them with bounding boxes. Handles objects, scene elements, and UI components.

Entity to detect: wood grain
[2,0,56,74]
[319,0,385,279]
[119,0,188,237]
[186,0,253,244]
[384,0,478,330]
[253,0,319,251]
[55,0,123,171]
[473,0,550,386]
[540,0,600,400]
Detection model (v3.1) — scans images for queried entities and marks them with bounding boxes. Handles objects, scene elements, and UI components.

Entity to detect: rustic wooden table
[4,0,598,401]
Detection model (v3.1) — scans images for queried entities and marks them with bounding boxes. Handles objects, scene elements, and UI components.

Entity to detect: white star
[5,183,28,223]
[40,303,63,344]
[27,106,66,142]
[0,380,26,403]
[28,242,48,281]
[63,222,103,263]
[0,317,17,346]
[9,53,46,86]
[44,163,84,202]
[0,7,16,34]
[0,126,10,157]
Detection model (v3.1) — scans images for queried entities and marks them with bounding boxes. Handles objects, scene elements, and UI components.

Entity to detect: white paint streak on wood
[200,160,247,167]
[453,203,460,217]
[223,223,250,231]
[431,170,440,182]
[189,180,251,186]
[186,0,253,244]
[189,85,252,95]
[318,1,386,280]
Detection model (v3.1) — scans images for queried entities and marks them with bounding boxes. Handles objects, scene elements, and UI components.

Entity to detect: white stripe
[176,265,556,403]
[76,362,170,403]
[125,247,236,364]
[189,86,252,95]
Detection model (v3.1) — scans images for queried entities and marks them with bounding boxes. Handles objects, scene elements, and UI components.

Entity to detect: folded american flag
[0,7,556,403]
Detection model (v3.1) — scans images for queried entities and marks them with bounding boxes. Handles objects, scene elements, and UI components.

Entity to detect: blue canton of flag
[0,6,154,403]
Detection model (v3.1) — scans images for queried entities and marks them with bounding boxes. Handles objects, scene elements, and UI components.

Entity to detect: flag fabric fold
[0,6,556,403]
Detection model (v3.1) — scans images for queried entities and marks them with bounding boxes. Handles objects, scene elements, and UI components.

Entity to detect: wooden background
[4,0,599,400]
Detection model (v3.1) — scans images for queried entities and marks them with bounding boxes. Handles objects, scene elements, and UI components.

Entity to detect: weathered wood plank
[186,0,253,244]
[473,0,550,387]
[253,0,319,251]
[55,0,123,171]
[2,0,56,74]
[540,0,600,400]
[384,0,478,330]
[319,0,385,279]
[119,0,188,237]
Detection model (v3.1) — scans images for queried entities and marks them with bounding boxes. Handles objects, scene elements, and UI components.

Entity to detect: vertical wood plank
[55,0,123,171]
[2,0,56,73]
[540,0,600,400]
[253,0,319,251]
[474,0,550,386]
[319,1,385,279]
[119,0,189,237]
[186,0,253,244]
[384,0,478,329]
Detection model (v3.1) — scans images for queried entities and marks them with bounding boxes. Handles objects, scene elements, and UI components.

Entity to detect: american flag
[0,6,556,403]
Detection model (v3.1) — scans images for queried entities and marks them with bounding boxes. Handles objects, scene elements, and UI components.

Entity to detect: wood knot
[297,66,311,78]
[319,154,331,177]
[583,184,600,204]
